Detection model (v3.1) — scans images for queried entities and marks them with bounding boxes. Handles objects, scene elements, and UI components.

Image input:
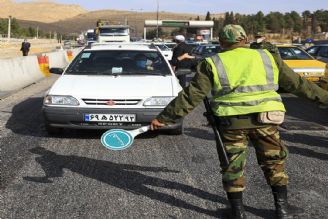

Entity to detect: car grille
[82,99,141,105]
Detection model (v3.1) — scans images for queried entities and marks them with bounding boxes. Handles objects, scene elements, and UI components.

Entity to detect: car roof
[198,44,220,47]
[311,44,328,46]
[85,43,158,51]
[276,44,296,47]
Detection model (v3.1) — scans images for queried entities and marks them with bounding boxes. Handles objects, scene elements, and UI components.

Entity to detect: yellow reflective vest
[206,48,286,116]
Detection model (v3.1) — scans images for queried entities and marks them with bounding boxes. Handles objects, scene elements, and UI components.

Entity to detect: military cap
[219,24,247,43]
[255,32,265,37]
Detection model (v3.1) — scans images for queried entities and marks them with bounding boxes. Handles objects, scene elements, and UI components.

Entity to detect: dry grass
[0,0,86,23]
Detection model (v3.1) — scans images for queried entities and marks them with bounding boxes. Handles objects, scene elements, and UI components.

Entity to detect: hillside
[0,0,86,23]
[18,9,225,35]
[1,0,225,36]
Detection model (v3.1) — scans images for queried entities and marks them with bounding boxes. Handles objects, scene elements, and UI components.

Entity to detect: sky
[15,0,327,15]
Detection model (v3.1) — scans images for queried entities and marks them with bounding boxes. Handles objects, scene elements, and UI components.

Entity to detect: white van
[42,43,184,135]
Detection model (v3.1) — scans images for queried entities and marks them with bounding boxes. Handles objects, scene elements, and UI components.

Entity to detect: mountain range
[0,0,224,35]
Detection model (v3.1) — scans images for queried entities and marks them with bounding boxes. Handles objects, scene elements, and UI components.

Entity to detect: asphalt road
[0,75,327,219]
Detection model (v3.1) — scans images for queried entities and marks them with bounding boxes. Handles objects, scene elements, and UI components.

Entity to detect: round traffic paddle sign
[101,129,133,150]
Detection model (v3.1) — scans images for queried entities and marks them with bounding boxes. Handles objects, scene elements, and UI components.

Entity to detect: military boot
[227,192,247,219]
[272,186,304,219]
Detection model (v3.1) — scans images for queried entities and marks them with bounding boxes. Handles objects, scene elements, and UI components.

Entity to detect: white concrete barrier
[0,56,44,92]
[46,50,69,69]
[0,47,83,94]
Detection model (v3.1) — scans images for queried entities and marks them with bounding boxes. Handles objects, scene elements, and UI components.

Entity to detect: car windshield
[203,45,221,54]
[164,43,176,49]
[99,28,129,36]
[278,47,313,60]
[66,50,171,76]
[154,44,170,51]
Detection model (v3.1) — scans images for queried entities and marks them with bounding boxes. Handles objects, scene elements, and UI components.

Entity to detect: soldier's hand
[150,119,165,130]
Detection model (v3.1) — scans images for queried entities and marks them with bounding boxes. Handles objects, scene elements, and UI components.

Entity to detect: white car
[43,43,184,135]
[153,43,173,61]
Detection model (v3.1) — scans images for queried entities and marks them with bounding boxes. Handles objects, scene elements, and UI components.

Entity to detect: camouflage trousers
[220,126,289,193]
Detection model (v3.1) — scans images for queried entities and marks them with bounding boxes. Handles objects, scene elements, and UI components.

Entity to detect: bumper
[42,106,182,130]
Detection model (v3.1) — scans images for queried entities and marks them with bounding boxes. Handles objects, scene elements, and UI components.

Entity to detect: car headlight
[143,97,175,106]
[44,95,80,106]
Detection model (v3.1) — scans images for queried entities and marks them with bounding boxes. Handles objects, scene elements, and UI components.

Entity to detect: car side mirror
[175,68,192,76]
[49,68,64,74]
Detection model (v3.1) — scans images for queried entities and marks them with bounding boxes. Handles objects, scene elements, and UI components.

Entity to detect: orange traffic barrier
[67,51,73,62]
[37,55,50,77]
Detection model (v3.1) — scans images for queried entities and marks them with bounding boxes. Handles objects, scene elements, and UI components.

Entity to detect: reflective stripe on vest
[210,50,278,96]
[212,96,282,107]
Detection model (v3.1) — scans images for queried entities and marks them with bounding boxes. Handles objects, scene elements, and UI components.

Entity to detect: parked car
[63,40,72,49]
[191,44,223,59]
[306,44,328,63]
[277,45,326,83]
[152,42,173,61]
[164,42,176,50]
[43,43,184,135]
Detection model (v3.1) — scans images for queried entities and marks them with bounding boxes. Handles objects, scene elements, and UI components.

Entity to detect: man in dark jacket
[20,39,31,56]
[170,35,195,87]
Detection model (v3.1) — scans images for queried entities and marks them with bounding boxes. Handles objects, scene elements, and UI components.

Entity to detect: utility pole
[156,0,159,39]
[7,15,12,42]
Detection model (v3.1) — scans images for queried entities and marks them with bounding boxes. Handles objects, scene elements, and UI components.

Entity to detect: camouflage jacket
[157,42,328,124]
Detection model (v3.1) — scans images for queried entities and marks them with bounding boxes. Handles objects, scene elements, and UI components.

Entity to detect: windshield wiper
[124,72,167,76]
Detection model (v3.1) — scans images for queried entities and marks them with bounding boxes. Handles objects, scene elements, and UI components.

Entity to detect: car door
[317,46,328,63]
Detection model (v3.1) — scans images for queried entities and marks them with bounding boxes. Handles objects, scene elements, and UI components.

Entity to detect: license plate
[84,114,136,122]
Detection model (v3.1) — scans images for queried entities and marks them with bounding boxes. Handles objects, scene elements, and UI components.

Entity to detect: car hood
[284,60,326,69]
[49,75,178,98]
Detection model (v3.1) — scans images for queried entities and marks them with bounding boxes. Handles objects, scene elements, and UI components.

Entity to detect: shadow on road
[282,132,328,161]
[24,147,226,218]
[282,95,328,127]
[184,127,214,140]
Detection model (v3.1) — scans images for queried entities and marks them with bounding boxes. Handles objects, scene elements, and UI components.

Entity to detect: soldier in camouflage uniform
[150,25,328,219]
[250,32,266,49]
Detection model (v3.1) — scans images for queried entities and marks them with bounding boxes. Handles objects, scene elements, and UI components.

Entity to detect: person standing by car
[170,35,195,87]
[150,24,328,219]
[250,32,266,49]
[20,39,31,56]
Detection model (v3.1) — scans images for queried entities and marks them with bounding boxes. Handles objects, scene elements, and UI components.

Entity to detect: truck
[95,20,130,43]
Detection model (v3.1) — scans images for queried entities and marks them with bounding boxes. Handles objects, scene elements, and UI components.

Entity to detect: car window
[203,46,221,54]
[155,44,170,51]
[164,43,176,49]
[66,50,171,75]
[306,46,319,56]
[278,47,313,60]
[318,46,328,58]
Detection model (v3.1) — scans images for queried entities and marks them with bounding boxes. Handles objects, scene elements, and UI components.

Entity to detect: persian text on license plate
[84,114,136,122]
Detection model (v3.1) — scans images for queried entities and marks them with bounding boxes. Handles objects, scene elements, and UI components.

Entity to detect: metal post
[210,27,213,40]
[144,27,147,40]
[156,0,159,39]
[7,15,12,42]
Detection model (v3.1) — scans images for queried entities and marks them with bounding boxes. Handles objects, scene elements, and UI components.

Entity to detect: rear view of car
[43,43,184,135]
[277,45,326,83]
[191,44,222,59]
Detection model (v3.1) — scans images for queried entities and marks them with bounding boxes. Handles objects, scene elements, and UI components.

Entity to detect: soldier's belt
[215,113,271,130]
